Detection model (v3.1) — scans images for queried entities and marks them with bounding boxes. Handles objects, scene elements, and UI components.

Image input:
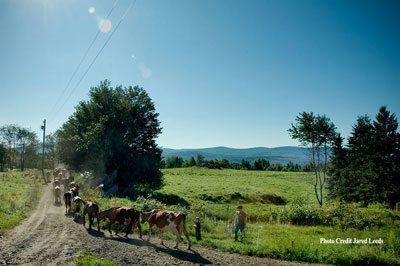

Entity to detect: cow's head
[140,211,148,224]
[140,209,159,224]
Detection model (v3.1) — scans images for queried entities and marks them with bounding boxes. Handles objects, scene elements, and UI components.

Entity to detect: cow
[53,168,62,180]
[83,200,100,231]
[53,179,61,188]
[98,207,142,238]
[141,209,191,249]
[60,175,69,191]
[69,181,77,189]
[63,189,79,214]
[70,185,79,196]
[53,186,61,204]
[71,197,100,231]
[72,196,85,218]
[64,192,72,214]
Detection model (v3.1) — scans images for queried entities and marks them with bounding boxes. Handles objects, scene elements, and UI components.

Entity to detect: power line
[52,0,137,120]
[48,0,120,118]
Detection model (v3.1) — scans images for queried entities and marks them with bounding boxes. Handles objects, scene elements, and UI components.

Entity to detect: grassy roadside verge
[74,251,119,266]
[0,171,42,232]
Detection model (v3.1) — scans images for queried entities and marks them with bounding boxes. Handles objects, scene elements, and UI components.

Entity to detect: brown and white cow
[141,209,191,249]
[63,189,79,214]
[98,207,142,238]
[83,200,100,231]
[72,197,100,231]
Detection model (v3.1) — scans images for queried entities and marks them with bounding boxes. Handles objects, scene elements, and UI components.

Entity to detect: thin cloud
[138,63,152,79]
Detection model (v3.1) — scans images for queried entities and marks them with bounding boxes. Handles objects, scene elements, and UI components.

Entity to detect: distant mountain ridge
[162,146,311,164]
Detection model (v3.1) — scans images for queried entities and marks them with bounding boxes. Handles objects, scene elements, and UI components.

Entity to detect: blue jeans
[234,224,245,240]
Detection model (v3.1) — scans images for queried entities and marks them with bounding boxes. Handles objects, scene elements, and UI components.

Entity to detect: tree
[241,159,251,170]
[345,115,377,206]
[57,80,163,195]
[165,156,184,168]
[45,133,58,170]
[327,133,347,200]
[16,128,37,171]
[253,158,269,170]
[196,154,205,166]
[183,156,197,167]
[288,112,336,206]
[0,124,18,169]
[328,107,400,208]
[0,143,7,172]
[372,107,400,208]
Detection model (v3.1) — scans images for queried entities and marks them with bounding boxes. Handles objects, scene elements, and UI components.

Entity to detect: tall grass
[0,171,42,231]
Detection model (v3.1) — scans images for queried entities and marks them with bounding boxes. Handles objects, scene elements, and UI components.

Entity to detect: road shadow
[104,234,146,246]
[85,227,212,264]
[52,202,62,207]
[86,228,105,237]
[88,227,146,246]
[153,244,212,265]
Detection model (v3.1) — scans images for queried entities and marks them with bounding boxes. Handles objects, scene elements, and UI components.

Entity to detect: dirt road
[0,184,312,265]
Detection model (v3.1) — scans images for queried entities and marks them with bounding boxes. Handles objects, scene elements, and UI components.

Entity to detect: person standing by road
[194,217,202,241]
[234,205,247,241]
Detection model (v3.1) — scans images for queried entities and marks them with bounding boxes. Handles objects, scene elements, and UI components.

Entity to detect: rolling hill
[162,146,311,164]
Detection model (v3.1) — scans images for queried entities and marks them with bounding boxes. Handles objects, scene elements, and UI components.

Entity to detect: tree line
[162,154,312,172]
[289,106,400,208]
[0,125,57,172]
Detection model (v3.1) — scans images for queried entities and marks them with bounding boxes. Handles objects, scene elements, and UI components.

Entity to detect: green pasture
[77,168,400,265]
[0,171,42,231]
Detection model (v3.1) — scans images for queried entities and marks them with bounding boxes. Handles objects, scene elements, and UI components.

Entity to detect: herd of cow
[52,168,192,250]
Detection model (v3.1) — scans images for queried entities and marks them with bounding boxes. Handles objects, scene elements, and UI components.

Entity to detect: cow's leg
[89,214,93,229]
[125,221,133,238]
[174,233,180,249]
[171,228,180,249]
[182,226,192,250]
[83,213,86,227]
[115,222,120,235]
[160,231,164,245]
[147,226,152,242]
[96,214,100,232]
[108,220,113,235]
[137,222,142,239]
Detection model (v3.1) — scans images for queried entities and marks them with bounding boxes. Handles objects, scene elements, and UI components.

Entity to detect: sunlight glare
[98,19,112,33]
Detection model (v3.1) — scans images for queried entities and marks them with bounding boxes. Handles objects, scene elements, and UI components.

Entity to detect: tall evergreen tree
[372,106,400,208]
[345,115,377,206]
[330,107,400,208]
[327,133,347,199]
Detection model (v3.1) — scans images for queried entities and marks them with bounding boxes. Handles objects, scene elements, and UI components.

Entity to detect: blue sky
[1,0,399,148]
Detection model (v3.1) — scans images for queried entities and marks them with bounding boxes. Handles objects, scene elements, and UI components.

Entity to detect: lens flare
[98,19,112,33]
[88,7,96,14]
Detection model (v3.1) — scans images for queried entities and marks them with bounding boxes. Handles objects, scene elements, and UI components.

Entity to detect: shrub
[289,197,323,226]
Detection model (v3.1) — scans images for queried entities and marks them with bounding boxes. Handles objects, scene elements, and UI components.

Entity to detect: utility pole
[41,119,46,183]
